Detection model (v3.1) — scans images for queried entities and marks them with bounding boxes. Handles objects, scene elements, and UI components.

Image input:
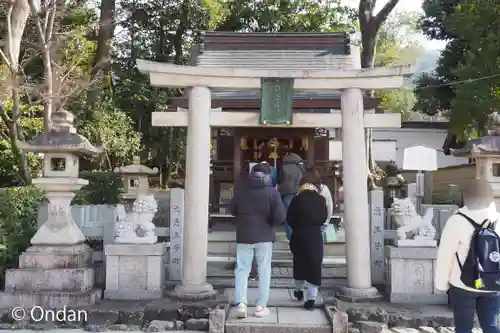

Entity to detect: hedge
[0,186,46,283]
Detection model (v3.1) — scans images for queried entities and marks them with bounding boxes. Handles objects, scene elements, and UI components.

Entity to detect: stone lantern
[0,110,103,308]
[450,112,500,207]
[17,110,102,244]
[383,160,406,208]
[114,156,158,200]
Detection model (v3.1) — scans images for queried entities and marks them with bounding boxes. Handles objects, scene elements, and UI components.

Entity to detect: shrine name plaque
[260,78,294,125]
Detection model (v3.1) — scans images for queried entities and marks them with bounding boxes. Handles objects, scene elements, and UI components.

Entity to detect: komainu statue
[115,194,158,244]
[391,197,436,240]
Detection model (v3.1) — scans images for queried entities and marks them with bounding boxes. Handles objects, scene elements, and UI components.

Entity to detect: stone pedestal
[385,245,447,304]
[104,243,167,300]
[0,244,101,307]
[0,177,101,308]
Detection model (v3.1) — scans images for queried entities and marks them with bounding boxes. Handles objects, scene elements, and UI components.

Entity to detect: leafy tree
[376,12,424,117]
[78,100,142,168]
[415,0,500,139]
[446,0,500,137]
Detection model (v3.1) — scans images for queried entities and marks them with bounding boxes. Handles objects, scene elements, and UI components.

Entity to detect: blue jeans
[234,242,273,307]
[449,286,500,333]
[282,194,295,240]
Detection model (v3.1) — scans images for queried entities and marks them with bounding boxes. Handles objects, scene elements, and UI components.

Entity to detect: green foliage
[72,171,124,205]
[416,0,500,138]
[78,101,142,169]
[375,11,424,67]
[0,186,46,277]
[0,100,44,187]
[375,12,423,114]
[446,0,500,137]
[379,87,416,119]
[213,0,358,32]
[0,141,41,187]
[420,0,460,40]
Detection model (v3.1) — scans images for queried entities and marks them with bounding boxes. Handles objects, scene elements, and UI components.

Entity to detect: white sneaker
[235,303,247,318]
[254,306,270,317]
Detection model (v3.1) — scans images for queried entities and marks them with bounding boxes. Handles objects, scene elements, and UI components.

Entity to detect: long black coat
[287,190,328,287]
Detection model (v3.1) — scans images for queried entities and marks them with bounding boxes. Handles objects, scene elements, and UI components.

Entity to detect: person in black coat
[287,168,328,310]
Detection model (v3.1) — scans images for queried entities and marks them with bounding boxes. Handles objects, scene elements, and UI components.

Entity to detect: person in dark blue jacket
[229,162,286,318]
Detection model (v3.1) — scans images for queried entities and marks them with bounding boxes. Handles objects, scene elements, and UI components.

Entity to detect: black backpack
[455,212,500,290]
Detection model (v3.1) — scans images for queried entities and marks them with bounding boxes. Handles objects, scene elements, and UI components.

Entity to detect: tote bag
[322,223,337,243]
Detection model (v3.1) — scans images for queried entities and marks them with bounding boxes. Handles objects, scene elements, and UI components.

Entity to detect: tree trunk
[1,0,31,184]
[92,0,115,87]
[360,29,377,69]
[358,0,400,190]
[7,0,30,68]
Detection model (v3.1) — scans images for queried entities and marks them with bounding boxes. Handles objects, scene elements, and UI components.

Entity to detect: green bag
[322,224,337,243]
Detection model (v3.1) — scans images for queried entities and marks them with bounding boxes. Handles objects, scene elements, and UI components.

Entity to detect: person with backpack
[436,178,500,333]
[279,152,306,240]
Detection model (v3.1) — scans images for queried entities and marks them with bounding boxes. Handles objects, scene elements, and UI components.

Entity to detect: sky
[341,0,447,50]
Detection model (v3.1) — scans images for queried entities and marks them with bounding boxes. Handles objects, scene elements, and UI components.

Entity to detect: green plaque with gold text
[260,78,294,125]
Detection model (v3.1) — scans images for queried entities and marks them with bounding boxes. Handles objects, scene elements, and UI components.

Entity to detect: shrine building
[138,31,412,300]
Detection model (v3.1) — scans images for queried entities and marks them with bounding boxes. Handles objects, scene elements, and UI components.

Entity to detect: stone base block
[388,292,448,304]
[19,244,93,269]
[169,283,218,301]
[104,243,167,300]
[394,239,437,247]
[336,286,381,302]
[0,288,101,308]
[5,268,94,292]
[385,245,446,304]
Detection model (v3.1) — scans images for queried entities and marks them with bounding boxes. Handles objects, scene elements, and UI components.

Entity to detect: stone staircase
[206,229,347,289]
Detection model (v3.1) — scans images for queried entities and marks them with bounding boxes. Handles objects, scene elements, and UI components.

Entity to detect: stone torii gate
[137,58,413,300]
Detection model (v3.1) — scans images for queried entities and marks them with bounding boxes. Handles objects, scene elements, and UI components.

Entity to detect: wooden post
[306,131,315,167]
[233,129,242,182]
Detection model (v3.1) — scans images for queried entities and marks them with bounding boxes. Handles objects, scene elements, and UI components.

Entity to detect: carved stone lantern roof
[16,110,102,156]
[114,156,159,175]
[451,112,500,157]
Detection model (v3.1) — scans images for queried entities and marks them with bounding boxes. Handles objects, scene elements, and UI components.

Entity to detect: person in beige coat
[436,179,500,333]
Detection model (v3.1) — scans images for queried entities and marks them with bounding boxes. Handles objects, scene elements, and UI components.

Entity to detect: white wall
[372,127,469,169]
[329,140,396,162]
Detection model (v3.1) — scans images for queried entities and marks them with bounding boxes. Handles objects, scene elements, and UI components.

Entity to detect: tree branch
[0,104,13,126]
[373,0,400,31]
[6,0,14,65]
[0,49,14,72]
[44,0,56,43]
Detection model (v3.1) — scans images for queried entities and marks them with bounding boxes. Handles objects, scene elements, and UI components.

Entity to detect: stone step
[208,241,292,254]
[0,288,102,308]
[207,254,346,265]
[206,265,346,279]
[204,277,345,289]
[356,323,463,333]
[4,268,94,292]
[271,249,291,259]
[332,298,455,329]
[208,231,290,242]
[225,306,332,333]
